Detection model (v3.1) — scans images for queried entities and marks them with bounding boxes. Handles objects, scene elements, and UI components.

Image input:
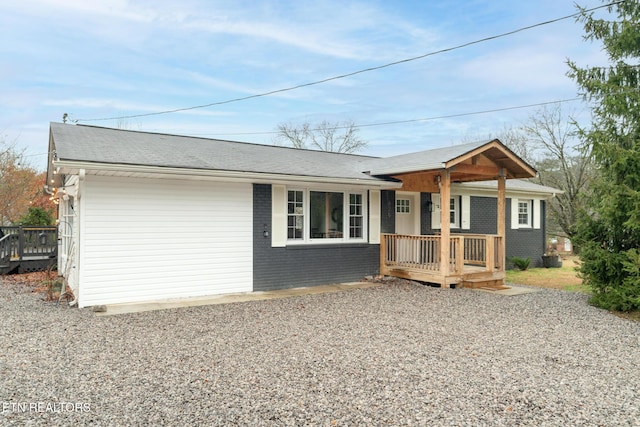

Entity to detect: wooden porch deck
[0,226,58,274]
[380,233,505,288]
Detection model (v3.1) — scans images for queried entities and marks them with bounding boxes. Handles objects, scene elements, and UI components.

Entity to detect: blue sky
[1,0,608,171]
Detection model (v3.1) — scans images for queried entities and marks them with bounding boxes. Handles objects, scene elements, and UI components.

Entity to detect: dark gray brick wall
[253,184,380,292]
[506,198,546,268]
[469,196,497,234]
[418,193,546,267]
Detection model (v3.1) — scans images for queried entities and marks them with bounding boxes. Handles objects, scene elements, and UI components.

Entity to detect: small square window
[396,199,410,213]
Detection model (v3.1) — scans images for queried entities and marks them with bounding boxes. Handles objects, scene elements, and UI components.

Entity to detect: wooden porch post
[497,171,506,270]
[379,233,388,276]
[439,170,451,284]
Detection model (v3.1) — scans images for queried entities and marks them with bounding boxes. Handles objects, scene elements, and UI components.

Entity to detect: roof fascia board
[53,160,402,189]
[368,163,446,176]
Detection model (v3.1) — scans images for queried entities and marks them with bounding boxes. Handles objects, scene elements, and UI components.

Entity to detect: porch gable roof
[365,139,536,180]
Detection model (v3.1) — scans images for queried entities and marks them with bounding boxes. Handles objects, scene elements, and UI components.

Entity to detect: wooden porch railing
[381,233,503,275]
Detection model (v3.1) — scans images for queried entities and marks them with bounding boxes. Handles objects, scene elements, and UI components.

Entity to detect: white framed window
[349,194,363,238]
[396,199,410,214]
[287,190,304,239]
[518,200,532,227]
[450,196,460,228]
[285,188,367,243]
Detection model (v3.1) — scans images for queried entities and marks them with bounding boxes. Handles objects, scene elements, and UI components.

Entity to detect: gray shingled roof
[365,140,490,175]
[49,123,558,194]
[50,123,383,182]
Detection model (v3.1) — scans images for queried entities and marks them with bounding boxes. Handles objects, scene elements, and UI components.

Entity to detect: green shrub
[510,256,531,271]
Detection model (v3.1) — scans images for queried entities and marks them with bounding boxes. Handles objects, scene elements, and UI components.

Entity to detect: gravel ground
[1,278,639,426]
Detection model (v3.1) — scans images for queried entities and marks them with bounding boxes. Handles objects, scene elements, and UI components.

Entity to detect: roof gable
[366,139,536,180]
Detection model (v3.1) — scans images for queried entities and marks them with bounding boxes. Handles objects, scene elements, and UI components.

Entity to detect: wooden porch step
[460,277,506,289]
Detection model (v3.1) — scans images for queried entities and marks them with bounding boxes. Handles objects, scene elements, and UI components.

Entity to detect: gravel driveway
[1,278,639,426]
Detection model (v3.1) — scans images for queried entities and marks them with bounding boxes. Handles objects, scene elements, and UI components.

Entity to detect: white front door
[395,192,419,235]
[395,192,421,264]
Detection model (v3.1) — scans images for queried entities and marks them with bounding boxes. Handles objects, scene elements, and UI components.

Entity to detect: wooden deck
[0,226,58,274]
[380,233,505,288]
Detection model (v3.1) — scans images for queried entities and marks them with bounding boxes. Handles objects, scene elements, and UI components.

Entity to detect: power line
[75,1,622,123]
[191,97,584,137]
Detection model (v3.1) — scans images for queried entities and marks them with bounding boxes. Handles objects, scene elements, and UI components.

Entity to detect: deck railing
[0,226,58,262]
[0,234,16,266]
[381,233,503,275]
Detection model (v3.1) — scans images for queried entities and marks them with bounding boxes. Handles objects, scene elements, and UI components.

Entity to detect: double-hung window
[518,200,532,228]
[450,196,460,228]
[349,194,363,238]
[287,190,304,239]
[286,189,366,242]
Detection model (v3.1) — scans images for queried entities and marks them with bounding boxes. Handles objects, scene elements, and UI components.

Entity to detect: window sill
[285,242,372,250]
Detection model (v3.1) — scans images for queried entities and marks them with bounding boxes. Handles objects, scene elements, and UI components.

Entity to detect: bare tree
[274,120,368,153]
[496,124,535,163]
[500,105,594,239]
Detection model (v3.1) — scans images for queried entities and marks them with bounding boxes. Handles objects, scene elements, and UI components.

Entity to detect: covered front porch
[370,139,537,288]
[380,233,504,288]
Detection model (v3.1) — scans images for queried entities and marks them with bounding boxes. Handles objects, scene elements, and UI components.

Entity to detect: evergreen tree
[17,206,54,226]
[568,0,640,311]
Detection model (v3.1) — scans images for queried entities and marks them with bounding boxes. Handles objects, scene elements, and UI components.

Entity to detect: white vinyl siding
[78,175,253,307]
